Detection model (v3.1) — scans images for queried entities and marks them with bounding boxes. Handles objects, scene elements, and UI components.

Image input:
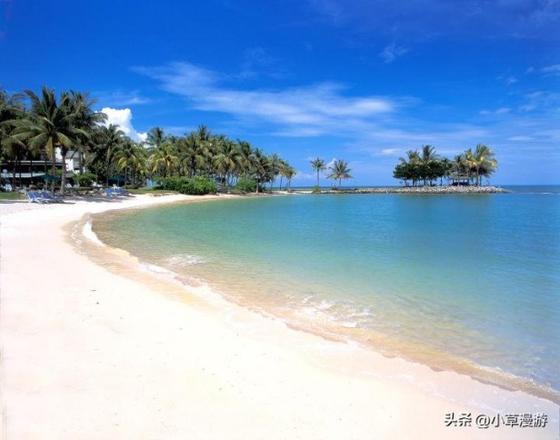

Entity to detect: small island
[307,145,505,194]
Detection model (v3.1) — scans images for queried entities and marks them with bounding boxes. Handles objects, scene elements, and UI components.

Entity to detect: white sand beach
[1,194,558,439]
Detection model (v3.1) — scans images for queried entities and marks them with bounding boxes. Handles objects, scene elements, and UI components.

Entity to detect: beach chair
[116,187,129,196]
[105,188,117,198]
[39,190,63,203]
[26,191,38,203]
[26,191,49,203]
[105,187,129,197]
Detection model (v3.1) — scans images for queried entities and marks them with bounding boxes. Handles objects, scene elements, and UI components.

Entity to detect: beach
[1,194,558,439]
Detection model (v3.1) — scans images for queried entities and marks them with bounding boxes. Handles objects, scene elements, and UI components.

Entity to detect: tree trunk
[60,149,67,195]
[51,149,57,192]
[255,178,259,193]
[316,171,320,187]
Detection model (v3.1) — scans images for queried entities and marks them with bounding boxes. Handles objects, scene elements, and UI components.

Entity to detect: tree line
[393,145,497,187]
[0,87,296,194]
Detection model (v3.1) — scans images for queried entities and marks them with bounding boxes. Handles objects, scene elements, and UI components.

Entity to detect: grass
[0,192,24,201]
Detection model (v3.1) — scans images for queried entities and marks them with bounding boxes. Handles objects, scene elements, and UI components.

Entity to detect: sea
[93,185,560,402]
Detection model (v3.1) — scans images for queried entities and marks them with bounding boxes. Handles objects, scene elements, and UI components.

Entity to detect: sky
[1,0,559,185]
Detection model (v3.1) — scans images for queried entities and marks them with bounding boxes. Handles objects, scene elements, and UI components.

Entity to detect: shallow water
[95,186,560,401]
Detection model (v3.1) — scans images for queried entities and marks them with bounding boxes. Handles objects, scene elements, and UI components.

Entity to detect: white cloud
[379,148,401,156]
[133,60,560,179]
[508,135,534,142]
[505,76,517,85]
[541,64,560,76]
[379,43,408,63]
[101,107,147,142]
[480,107,511,115]
[134,62,396,135]
[95,90,151,106]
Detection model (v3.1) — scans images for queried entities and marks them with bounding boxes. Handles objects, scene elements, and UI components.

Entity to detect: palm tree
[277,159,290,190]
[249,148,271,193]
[147,127,166,149]
[1,91,26,187]
[64,91,106,174]
[268,153,281,190]
[237,140,254,178]
[472,144,497,185]
[149,142,178,177]
[284,165,296,191]
[114,141,147,186]
[328,159,352,188]
[6,87,87,194]
[310,157,326,188]
[179,132,211,177]
[213,138,241,188]
[94,124,125,185]
[419,145,439,186]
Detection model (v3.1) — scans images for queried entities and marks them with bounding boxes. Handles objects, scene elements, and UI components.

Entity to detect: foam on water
[165,253,207,267]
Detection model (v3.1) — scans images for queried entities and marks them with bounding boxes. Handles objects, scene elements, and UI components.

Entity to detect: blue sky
[1,0,559,184]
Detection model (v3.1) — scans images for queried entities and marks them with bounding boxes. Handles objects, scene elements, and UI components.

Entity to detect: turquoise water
[96,186,560,401]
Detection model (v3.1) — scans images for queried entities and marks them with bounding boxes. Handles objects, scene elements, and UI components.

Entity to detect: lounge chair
[105,187,129,197]
[39,191,63,203]
[26,190,63,203]
[26,191,47,203]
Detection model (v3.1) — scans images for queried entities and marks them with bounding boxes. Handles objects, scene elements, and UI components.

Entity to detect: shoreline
[1,194,558,439]
[91,195,560,406]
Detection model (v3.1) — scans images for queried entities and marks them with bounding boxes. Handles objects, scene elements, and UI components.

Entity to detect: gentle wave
[165,253,207,267]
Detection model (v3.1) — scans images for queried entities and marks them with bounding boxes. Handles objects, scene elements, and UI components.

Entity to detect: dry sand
[1,194,558,439]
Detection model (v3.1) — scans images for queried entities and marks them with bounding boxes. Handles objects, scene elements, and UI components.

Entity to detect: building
[1,148,83,187]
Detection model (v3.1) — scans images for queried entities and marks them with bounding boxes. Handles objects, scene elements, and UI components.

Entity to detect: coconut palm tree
[114,140,147,186]
[249,148,271,193]
[283,165,296,191]
[328,159,352,188]
[93,124,125,185]
[64,91,106,174]
[179,132,211,177]
[0,91,27,187]
[268,153,281,190]
[310,157,326,188]
[147,127,166,149]
[472,144,497,185]
[237,140,254,177]
[149,142,178,177]
[213,138,242,188]
[5,87,87,193]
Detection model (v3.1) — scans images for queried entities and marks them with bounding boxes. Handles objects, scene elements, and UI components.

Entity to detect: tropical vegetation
[393,145,497,187]
[0,87,295,195]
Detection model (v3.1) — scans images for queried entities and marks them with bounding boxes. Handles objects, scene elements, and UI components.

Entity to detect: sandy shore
[1,194,558,439]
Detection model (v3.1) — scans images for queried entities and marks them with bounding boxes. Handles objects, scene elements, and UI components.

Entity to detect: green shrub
[179,176,217,195]
[155,176,216,195]
[235,177,257,193]
[156,176,188,191]
[75,172,97,187]
[311,185,321,193]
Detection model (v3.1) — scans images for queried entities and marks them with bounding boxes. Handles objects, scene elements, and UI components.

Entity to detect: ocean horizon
[94,185,560,403]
